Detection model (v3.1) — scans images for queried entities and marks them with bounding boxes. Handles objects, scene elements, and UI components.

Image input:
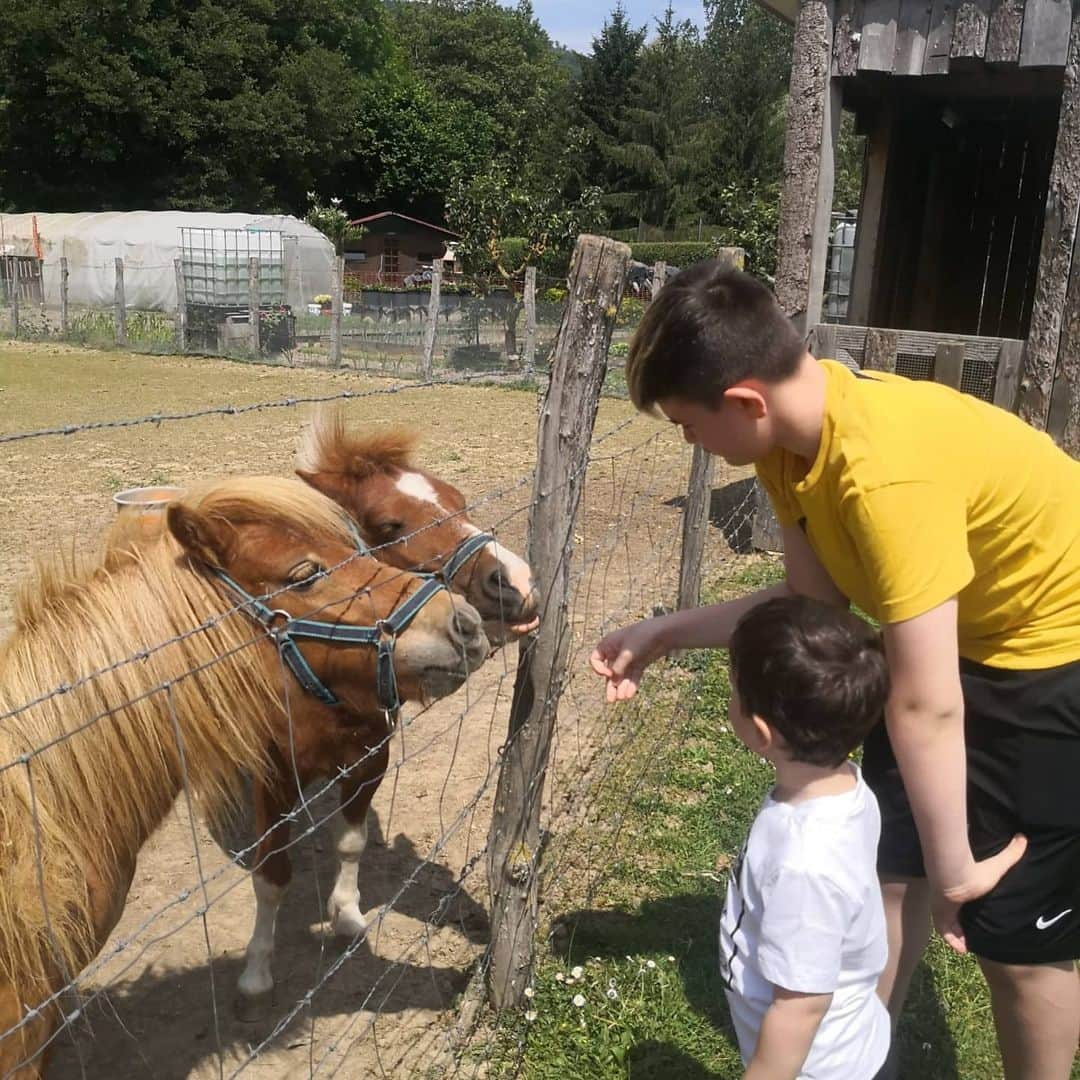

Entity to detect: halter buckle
[267,610,292,638]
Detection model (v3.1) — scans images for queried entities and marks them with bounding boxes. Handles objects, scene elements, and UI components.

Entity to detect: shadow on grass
[551,894,963,1080]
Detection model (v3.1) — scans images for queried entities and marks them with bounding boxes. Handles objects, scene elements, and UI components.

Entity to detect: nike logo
[1035,909,1072,930]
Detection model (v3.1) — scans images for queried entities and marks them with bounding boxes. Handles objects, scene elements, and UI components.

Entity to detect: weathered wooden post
[174,258,187,352]
[421,260,442,378]
[114,258,127,347]
[1019,5,1080,455]
[677,445,715,614]
[330,255,345,366]
[248,257,261,358]
[10,279,19,338]
[651,260,667,301]
[486,234,631,1008]
[523,265,537,374]
[60,257,69,336]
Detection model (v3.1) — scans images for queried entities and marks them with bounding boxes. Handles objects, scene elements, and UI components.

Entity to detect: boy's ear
[723,385,767,419]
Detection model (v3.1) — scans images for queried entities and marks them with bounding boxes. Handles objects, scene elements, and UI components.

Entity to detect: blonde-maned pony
[0,475,457,1076]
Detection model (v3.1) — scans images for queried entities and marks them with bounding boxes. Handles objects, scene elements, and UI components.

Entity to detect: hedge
[628,240,739,268]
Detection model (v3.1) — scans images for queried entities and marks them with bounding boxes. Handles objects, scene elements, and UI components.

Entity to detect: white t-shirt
[718,766,890,1079]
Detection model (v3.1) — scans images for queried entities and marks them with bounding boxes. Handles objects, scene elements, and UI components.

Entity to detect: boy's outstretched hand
[589,620,669,702]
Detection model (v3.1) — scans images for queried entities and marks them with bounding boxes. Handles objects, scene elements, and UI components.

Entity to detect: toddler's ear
[751,714,774,754]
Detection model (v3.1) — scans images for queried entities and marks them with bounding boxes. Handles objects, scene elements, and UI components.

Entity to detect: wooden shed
[764,0,1080,456]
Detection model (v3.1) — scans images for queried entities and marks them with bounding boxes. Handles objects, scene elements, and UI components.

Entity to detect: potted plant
[313,293,332,314]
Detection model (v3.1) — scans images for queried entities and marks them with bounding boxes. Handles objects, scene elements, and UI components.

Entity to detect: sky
[515,1,708,54]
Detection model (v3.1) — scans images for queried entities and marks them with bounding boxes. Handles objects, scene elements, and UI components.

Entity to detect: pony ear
[167,504,233,569]
[296,467,348,504]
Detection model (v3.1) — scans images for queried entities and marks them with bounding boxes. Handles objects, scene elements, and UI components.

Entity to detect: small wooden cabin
[763,0,1079,456]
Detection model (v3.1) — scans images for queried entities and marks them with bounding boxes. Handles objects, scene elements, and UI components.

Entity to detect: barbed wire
[0,357,761,1077]
[0,369,519,445]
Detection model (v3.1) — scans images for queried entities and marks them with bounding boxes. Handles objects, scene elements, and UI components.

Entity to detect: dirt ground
[0,342,749,1078]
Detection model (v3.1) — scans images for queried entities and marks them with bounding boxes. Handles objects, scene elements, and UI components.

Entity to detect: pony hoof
[329,904,368,939]
[234,989,274,1023]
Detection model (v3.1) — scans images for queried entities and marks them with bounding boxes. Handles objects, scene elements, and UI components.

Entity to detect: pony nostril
[483,567,506,598]
[451,605,482,642]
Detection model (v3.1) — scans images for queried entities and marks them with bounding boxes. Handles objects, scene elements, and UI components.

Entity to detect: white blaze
[395,472,534,601]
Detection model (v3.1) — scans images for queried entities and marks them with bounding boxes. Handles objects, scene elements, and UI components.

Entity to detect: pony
[0,475,488,1076]
[225,413,542,1018]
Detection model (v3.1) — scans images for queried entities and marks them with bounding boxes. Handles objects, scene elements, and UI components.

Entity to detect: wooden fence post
[651,260,667,301]
[10,281,19,339]
[330,255,345,367]
[486,234,631,1009]
[523,265,537,374]
[677,445,715,615]
[174,258,187,352]
[60,257,69,335]
[934,341,965,390]
[114,258,127,346]
[248,257,261,358]
[421,260,441,378]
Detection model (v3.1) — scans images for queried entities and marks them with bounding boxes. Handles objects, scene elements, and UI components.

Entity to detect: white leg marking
[327,818,369,937]
[238,874,284,999]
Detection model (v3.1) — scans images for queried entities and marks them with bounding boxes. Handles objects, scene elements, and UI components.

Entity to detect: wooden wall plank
[992,339,1024,410]
[985,0,1024,62]
[860,0,901,69]
[1019,0,1072,68]
[1019,8,1080,430]
[834,0,865,74]
[934,341,967,387]
[849,101,894,323]
[978,107,1026,336]
[894,0,934,73]
[950,0,991,58]
[809,323,839,356]
[864,327,900,371]
[924,0,957,72]
[775,0,840,337]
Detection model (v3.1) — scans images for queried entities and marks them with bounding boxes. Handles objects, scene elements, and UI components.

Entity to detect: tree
[446,165,603,353]
[0,0,390,211]
[575,4,648,228]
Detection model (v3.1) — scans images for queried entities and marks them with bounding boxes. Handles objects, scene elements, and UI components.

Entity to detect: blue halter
[210,527,495,715]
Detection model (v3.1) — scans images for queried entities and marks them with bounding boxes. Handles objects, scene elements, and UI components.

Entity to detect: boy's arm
[883,600,1027,950]
[591,524,846,701]
[743,987,832,1080]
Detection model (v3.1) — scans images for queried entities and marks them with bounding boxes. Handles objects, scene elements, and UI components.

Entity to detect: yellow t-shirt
[756,359,1080,669]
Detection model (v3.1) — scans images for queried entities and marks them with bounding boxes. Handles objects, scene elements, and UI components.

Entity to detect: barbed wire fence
[0,234,760,1078]
[0,240,664,391]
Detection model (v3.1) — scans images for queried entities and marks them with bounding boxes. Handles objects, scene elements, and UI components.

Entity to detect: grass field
[475,561,1079,1080]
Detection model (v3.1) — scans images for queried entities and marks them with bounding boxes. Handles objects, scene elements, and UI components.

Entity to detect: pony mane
[0,479,325,1009]
[296,406,419,480]
[186,473,359,540]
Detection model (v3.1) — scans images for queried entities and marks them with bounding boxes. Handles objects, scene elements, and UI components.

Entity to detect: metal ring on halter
[267,610,292,637]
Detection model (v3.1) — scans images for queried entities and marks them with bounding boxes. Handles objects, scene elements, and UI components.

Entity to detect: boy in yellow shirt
[591,264,1080,1078]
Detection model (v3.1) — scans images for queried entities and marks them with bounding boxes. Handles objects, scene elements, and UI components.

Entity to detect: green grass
[479,558,1025,1079]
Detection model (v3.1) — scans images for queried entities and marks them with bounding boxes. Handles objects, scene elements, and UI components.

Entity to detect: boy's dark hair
[728,596,889,767]
[626,263,805,413]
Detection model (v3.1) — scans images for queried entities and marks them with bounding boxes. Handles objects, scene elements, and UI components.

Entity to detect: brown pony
[0,475,487,1076]
[296,408,539,644]
[224,414,542,1018]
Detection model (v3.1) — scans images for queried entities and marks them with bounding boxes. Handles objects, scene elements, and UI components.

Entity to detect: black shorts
[862,656,1080,965]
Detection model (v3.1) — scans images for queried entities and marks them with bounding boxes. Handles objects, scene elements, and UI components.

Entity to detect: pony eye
[287,561,324,590]
[379,521,404,536]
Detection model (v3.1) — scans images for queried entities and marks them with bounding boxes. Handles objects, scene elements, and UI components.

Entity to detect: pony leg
[235,778,293,1021]
[327,743,388,938]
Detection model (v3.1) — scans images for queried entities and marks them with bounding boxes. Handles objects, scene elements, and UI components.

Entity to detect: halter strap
[211,568,447,716]
[440,532,495,585]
